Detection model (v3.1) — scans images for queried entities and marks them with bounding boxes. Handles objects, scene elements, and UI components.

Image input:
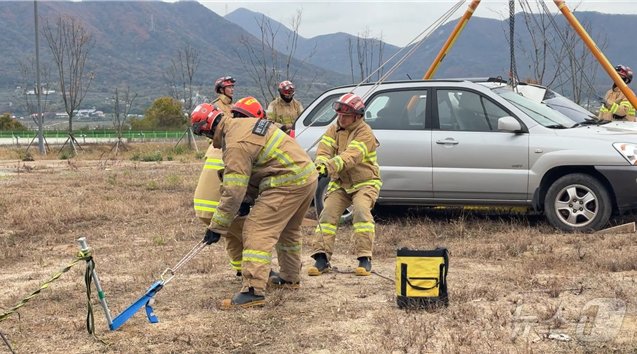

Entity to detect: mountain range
[1,1,636,115]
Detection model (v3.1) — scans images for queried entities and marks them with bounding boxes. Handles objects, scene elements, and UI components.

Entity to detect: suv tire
[315,176,353,224]
[544,173,611,232]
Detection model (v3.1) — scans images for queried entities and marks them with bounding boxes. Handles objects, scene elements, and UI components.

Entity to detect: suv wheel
[315,176,353,224]
[544,173,611,232]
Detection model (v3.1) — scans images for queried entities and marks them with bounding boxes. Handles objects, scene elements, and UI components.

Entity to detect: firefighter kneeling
[191,100,318,309]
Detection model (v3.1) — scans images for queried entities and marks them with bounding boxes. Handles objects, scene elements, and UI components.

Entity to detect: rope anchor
[79,237,208,331]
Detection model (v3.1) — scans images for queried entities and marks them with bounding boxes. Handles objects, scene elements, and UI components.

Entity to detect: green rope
[0,250,92,323]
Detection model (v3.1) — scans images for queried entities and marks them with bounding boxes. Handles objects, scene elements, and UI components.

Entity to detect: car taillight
[289,129,295,138]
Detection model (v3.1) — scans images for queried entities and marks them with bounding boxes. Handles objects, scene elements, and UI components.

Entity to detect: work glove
[238,202,251,217]
[316,163,327,177]
[203,229,221,245]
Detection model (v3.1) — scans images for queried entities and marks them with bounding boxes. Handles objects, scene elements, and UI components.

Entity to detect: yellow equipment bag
[395,247,449,309]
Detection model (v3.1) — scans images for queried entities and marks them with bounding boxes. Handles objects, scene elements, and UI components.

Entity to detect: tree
[131,97,183,130]
[42,15,94,154]
[17,56,52,153]
[106,86,137,157]
[347,28,386,83]
[165,44,200,150]
[235,9,316,104]
[516,1,606,105]
[0,113,28,131]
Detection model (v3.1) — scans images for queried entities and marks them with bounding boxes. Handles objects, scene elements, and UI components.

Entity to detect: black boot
[269,274,300,289]
[221,287,265,310]
[355,257,372,276]
[307,253,331,276]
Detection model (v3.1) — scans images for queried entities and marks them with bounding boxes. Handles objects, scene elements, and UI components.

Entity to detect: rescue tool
[78,237,208,331]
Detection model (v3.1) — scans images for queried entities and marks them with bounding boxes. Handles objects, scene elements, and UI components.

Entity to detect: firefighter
[308,93,382,277]
[192,98,318,309]
[266,80,303,133]
[213,76,236,117]
[191,99,264,277]
[599,65,636,121]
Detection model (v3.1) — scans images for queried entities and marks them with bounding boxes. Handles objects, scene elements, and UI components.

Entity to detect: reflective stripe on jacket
[208,118,318,233]
[315,118,381,194]
[193,145,223,219]
[599,87,636,121]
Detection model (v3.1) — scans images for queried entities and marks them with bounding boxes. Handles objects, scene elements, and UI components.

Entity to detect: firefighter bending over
[192,97,318,309]
[308,93,382,277]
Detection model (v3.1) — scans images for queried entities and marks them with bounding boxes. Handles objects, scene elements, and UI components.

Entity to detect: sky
[199,1,637,47]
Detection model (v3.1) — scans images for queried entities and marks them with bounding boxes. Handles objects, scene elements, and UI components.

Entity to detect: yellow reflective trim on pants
[204,158,224,170]
[242,249,272,264]
[315,223,337,235]
[230,260,242,271]
[212,210,232,228]
[259,163,315,191]
[223,173,249,187]
[320,135,336,148]
[193,198,219,212]
[257,129,286,165]
[344,179,383,193]
[353,221,375,233]
[276,242,302,254]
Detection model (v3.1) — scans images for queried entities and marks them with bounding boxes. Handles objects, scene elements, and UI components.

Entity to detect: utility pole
[34,0,45,155]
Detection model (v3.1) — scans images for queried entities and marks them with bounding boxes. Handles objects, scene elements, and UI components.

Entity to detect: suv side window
[365,89,427,130]
[302,94,340,127]
[436,89,508,132]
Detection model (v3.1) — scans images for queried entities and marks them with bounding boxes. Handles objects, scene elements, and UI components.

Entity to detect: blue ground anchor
[78,237,208,332]
[109,280,164,331]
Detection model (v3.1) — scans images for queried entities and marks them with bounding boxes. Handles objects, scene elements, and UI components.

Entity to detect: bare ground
[0,144,636,353]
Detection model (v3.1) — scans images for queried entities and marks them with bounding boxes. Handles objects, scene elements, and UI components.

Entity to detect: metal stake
[77,237,113,327]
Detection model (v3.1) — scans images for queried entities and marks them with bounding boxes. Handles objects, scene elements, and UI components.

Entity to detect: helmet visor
[332,101,356,114]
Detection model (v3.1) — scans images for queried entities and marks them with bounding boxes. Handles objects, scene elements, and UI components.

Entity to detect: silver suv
[295,79,637,232]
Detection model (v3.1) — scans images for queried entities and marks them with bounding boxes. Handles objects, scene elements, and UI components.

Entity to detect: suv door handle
[435,139,459,145]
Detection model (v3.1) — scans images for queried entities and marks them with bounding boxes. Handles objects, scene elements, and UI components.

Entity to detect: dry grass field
[0,143,636,353]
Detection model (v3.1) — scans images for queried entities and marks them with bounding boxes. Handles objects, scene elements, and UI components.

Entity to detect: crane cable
[295,0,466,139]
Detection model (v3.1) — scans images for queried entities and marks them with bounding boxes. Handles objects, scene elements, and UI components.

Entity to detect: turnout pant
[241,180,318,296]
[310,185,379,260]
[194,145,244,272]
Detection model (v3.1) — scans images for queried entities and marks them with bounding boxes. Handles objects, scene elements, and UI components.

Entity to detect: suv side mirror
[498,116,522,132]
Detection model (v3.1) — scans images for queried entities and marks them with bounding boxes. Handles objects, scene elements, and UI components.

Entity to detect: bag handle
[406,276,439,291]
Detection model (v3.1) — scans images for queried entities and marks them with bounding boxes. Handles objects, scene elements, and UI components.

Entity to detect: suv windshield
[493,87,578,128]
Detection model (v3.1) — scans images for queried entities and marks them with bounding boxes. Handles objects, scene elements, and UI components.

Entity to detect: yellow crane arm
[553,0,637,109]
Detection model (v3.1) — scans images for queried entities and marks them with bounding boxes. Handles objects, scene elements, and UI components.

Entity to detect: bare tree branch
[42,15,94,153]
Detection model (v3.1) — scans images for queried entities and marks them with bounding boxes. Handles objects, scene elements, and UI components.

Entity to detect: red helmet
[278,80,295,96]
[231,96,265,118]
[191,103,223,137]
[615,65,633,84]
[214,76,236,94]
[332,93,365,116]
